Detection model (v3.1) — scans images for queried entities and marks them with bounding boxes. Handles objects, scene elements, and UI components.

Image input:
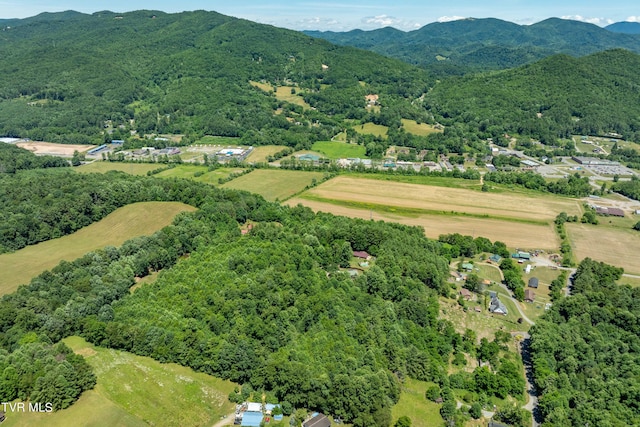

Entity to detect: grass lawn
[154,165,243,185]
[245,145,289,163]
[311,141,367,159]
[0,202,196,295]
[3,337,236,427]
[401,119,443,136]
[76,162,161,175]
[473,263,503,283]
[222,169,326,201]
[353,122,389,138]
[391,378,444,427]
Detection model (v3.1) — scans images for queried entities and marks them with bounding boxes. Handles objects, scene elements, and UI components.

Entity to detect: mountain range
[304,18,640,72]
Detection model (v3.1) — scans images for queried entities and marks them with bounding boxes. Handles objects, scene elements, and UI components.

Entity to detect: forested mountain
[305,18,640,72]
[606,21,640,34]
[0,10,432,145]
[529,258,640,426]
[423,49,640,143]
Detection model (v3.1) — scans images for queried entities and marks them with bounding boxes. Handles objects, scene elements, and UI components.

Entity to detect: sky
[1,1,639,31]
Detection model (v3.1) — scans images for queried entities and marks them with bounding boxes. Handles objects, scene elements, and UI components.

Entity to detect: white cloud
[561,15,614,26]
[437,16,465,23]
[625,16,640,23]
[362,14,401,27]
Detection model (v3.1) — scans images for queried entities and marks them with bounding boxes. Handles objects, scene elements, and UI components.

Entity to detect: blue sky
[2,1,639,31]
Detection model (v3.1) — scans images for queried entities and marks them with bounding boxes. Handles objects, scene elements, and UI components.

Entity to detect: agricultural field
[0,202,196,295]
[155,165,244,185]
[2,336,236,427]
[245,145,289,163]
[311,140,367,159]
[76,161,161,175]
[566,223,640,274]
[353,122,389,138]
[194,135,243,145]
[391,378,444,427]
[401,119,443,136]
[16,141,95,156]
[221,169,326,201]
[288,197,559,249]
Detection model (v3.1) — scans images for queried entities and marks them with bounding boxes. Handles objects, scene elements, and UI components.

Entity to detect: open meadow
[391,378,444,427]
[353,122,389,138]
[400,119,443,136]
[311,140,367,159]
[245,145,289,163]
[155,165,243,185]
[76,161,161,175]
[288,197,560,249]
[250,81,311,109]
[17,141,95,156]
[0,202,196,295]
[567,223,640,274]
[2,336,236,427]
[221,169,325,201]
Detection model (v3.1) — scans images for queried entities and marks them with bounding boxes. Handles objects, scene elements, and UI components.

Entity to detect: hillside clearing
[245,145,289,163]
[221,169,325,201]
[0,202,196,295]
[391,378,444,427]
[287,197,559,249]
[401,119,443,136]
[353,122,389,138]
[567,223,640,274]
[2,336,236,427]
[16,141,95,156]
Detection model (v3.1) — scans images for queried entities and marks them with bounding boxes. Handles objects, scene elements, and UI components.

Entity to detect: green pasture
[155,165,243,185]
[391,378,444,427]
[222,169,326,201]
[353,122,389,138]
[76,162,161,175]
[0,202,195,295]
[311,140,367,159]
[401,119,443,136]
[246,145,290,163]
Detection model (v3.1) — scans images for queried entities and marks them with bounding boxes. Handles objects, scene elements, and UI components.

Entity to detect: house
[353,250,371,260]
[528,277,539,288]
[525,289,535,303]
[303,413,331,427]
[489,254,502,263]
[489,296,508,315]
[461,262,474,271]
[460,288,472,300]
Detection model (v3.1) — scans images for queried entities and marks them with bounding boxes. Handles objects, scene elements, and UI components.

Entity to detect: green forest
[530,258,640,426]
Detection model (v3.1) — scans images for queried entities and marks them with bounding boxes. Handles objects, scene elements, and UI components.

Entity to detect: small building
[303,413,331,427]
[461,262,474,272]
[241,411,264,427]
[489,254,502,263]
[512,251,531,260]
[353,250,371,260]
[460,288,472,300]
[528,277,539,288]
[525,264,532,274]
[489,296,508,315]
[607,207,625,217]
[525,289,535,303]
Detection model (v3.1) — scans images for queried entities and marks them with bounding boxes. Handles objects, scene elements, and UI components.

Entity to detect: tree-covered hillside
[424,49,640,143]
[305,17,640,72]
[0,10,432,145]
[529,258,640,426]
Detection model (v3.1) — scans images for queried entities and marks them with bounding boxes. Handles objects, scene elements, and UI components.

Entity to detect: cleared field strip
[288,197,559,249]
[222,169,325,201]
[245,145,289,163]
[76,161,161,175]
[4,336,236,427]
[0,202,196,295]
[567,223,640,275]
[301,176,580,222]
[17,141,95,156]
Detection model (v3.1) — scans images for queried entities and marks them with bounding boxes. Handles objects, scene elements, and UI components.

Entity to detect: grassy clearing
[353,122,388,138]
[0,202,196,295]
[300,176,579,223]
[288,197,559,250]
[391,378,444,427]
[401,119,443,136]
[130,271,160,293]
[250,81,311,109]
[311,141,367,159]
[474,263,503,283]
[154,165,243,185]
[76,161,161,175]
[222,169,325,201]
[4,336,236,427]
[619,275,640,287]
[567,223,640,274]
[349,173,482,190]
[245,145,289,163]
